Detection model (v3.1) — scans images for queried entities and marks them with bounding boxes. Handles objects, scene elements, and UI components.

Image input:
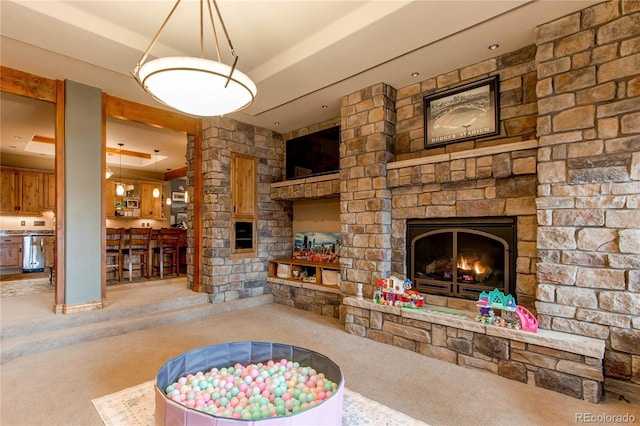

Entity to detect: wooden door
[0,169,18,214]
[18,171,42,215]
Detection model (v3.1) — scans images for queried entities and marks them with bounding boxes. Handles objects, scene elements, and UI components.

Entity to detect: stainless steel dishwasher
[22,235,46,272]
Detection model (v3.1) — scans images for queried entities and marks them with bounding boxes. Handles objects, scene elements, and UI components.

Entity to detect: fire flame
[458,256,485,275]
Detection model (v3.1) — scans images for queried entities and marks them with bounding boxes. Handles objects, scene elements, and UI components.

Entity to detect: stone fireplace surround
[272,139,608,403]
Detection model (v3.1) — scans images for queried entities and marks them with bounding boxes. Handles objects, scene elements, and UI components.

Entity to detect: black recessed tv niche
[286,126,340,180]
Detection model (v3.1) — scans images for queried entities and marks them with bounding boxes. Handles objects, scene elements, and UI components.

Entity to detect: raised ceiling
[0,0,598,171]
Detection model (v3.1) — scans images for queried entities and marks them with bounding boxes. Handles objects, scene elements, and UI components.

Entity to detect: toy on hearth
[375,276,412,306]
[401,289,424,308]
[476,288,538,332]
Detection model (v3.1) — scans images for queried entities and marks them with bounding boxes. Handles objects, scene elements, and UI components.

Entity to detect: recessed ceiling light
[321,105,328,109]
[274,121,280,125]
[14,136,21,140]
[411,72,420,77]
[488,43,499,50]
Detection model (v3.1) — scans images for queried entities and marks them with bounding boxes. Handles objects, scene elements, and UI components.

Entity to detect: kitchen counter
[0,230,55,236]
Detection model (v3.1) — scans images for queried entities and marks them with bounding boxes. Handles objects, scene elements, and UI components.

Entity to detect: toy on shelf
[476,288,538,333]
[373,276,422,308]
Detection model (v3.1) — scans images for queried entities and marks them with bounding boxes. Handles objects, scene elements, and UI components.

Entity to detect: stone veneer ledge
[343,296,605,402]
[343,297,605,359]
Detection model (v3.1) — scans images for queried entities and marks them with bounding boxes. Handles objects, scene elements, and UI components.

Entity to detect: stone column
[339,83,397,305]
[198,116,289,302]
[535,1,640,403]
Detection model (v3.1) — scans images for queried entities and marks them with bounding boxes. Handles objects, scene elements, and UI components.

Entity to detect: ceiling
[0,0,598,173]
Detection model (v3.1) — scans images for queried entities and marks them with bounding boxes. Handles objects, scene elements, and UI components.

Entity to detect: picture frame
[176,212,187,223]
[171,191,186,202]
[125,198,139,209]
[423,75,500,148]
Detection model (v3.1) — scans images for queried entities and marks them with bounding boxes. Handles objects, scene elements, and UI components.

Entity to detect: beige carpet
[92,380,428,426]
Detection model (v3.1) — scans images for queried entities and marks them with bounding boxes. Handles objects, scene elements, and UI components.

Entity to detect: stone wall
[534,0,640,403]
[268,278,342,319]
[345,297,605,403]
[395,45,538,159]
[387,141,539,313]
[339,83,397,301]
[198,117,291,302]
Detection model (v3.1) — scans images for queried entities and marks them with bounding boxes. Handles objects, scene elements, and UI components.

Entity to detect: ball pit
[155,341,344,425]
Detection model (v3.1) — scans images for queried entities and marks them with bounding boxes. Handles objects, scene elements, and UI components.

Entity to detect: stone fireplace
[407,217,516,302]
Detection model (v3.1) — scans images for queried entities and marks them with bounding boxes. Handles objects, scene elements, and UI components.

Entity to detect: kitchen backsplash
[0,211,55,230]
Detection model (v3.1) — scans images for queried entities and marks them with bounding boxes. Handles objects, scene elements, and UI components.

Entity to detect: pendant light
[131,0,257,117]
[153,149,160,198]
[116,143,125,196]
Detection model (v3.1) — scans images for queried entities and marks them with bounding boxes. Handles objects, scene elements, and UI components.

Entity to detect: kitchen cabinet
[106,179,163,219]
[0,168,43,215]
[108,180,141,218]
[140,182,163,219]
[0,236,22,270]
[42,172,56,211]
[105,180,117,217]
[231,153,256,218]
[0,169,18,214]
[230,153,256,255]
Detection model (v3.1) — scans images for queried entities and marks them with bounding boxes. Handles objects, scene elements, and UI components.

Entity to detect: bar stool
[124,227,152,281]
[105,227,124,282]
[153,228,181,278]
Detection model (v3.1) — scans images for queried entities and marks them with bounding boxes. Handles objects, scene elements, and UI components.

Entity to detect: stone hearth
[344,297,605,403]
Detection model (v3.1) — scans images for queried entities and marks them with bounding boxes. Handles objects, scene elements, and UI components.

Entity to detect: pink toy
[515,305,538,332]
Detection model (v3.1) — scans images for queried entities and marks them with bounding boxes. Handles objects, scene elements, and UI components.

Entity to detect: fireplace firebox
[407,217,516,301]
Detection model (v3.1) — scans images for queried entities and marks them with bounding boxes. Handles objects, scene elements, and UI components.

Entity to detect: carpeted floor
[2,283,640,426]
[92,380,428,426]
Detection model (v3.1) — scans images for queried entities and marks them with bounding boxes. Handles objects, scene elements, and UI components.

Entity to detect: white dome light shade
[137,57,257,117]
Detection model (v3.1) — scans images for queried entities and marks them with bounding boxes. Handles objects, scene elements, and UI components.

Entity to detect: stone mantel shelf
[343,296,604,359]
[271,173,340,188]
[387,139,538,170]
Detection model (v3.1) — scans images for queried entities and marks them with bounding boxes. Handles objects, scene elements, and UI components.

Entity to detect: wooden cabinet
[140,182,163,219]
[231,153,256,218]
[105,180,117,217]
[268,259,340,287]
[19,171,42,215]
[231,154,256,256]
[0,236,22,269]
[0,168,43,215]
[0,169,19,214]
[106,179,163,219]
[42,172,56,211]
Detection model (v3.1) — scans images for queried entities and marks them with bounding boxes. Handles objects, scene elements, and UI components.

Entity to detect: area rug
[0,277,53,298]
[92,380,428,426]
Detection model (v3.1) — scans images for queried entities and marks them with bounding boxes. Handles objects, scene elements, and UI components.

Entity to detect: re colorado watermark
[576,413,637,423]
